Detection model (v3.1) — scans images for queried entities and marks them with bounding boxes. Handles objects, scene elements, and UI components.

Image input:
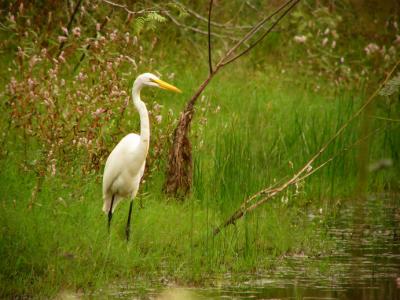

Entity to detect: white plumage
[102,133,145,214]
[102,72,181,240]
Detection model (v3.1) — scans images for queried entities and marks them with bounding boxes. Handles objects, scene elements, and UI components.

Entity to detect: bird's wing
[102,133,141,196]
[139,161,145,178]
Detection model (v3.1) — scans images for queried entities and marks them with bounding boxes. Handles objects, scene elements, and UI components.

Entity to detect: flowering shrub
[288,4,399,88]
[3,1,173,177]
[2,0,398,179]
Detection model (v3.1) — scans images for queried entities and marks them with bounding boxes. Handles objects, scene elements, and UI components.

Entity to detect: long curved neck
[132,83,150,152]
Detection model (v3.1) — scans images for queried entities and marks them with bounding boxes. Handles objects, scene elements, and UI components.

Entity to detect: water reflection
[104,196,400,299]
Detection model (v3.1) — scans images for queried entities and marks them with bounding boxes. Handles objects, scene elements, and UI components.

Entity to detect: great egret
[102,73,181,240]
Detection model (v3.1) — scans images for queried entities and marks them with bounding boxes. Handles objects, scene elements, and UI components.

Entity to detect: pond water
[104,196,400,299]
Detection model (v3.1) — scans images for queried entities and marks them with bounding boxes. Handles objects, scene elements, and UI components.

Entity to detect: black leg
[125,200,133,241]
[108,195,115,233]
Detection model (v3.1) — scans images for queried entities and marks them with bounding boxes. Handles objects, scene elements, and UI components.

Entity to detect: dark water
[105,196,400,299]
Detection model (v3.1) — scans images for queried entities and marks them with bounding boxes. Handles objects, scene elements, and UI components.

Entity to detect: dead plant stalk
[165,0,301,196]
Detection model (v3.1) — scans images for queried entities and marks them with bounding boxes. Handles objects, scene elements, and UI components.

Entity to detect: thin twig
[208,0,213,74]
[102,0,129,10]
[101,0,163,15]
[174,0,252,30]
[163,11,240,42]
[101,0,241,41]
[246,127,385,209]
[220,0,300,67]
[66,0,83,31]
[294,126,384,184]
[216,0,297,67]
[245,1,258,11]
[58,0,83,55]
[73,9,113,73]
[372,116,400,122]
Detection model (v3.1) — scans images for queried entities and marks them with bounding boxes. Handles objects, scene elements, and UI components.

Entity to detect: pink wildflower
[92,108,106,117]
[61,26,68,35]
[294,35,307,43]
[58,36,67,43]
[364,43,380,55]
[72,27,81,37]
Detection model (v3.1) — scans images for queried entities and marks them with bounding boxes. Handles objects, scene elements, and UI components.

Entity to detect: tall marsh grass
[1,1,399,298]
[2,73,399,299]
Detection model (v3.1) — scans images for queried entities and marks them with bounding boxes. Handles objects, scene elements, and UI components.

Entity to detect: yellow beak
[152,78,182,93]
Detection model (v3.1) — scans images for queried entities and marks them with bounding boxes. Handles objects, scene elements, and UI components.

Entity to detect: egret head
[134,73,182,93]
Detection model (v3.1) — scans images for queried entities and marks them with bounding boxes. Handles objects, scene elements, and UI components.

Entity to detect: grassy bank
[0,149,326,297]
[1,70,398,297]
[1,1,399,297]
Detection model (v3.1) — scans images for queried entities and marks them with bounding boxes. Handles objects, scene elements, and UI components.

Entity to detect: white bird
[102,73,181,240]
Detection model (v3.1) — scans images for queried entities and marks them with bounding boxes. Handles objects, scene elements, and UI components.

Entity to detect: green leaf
[133,17,145,34]
[166,3,189,18]
[146,12,166,23]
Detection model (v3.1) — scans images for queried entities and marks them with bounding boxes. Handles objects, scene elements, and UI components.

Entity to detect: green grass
[194,72,354,202]
[1,12,400,296]
[1,67,398,297]
[0,154,326,298]
[1,2,400,297]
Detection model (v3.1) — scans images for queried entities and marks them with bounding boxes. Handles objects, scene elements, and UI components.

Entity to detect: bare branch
[372,116,400,122]
[73,9,113,73]
[174,0,252,30]
[294,126,383,186]
[212,60,400,236]
[165,0,301,196]
[101,0,166,15]
[101,0,240,42]
[208,0,213,74]
[245,1,258,11]
[220,0,300,67]
[102,0,129,10]
[163,11,240,42]
[58,0,83,55]
[213,128,382,236]
[216,0,297,67]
